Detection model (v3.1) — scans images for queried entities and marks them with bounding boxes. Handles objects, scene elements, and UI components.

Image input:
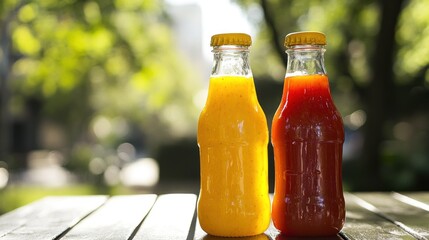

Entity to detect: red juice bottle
[271,31,345,236]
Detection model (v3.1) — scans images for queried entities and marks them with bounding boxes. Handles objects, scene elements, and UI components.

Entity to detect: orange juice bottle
[197,33,270,237]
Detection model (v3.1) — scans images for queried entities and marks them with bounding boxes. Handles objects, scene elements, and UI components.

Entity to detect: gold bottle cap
[210,33,252,47]
[284,31,326,47]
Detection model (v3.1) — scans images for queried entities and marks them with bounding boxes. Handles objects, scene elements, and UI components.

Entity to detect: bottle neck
[211,45,252,77]
[285,45,327,77]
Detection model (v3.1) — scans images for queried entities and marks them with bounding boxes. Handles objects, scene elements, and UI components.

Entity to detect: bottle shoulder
[198,75,268,144]
[272,99,344,142]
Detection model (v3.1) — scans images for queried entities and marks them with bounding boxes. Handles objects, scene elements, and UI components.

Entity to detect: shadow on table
[199,233,342,240]
[275,234,343,240]
[200,234,270,240]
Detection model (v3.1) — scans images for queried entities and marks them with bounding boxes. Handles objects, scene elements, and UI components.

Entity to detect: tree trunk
[0,17,11,163]
[0,1,27,164]
[260,0,288,68]
[360,0,405,190]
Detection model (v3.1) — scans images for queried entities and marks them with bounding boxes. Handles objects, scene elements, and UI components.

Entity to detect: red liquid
[271,74,345,236]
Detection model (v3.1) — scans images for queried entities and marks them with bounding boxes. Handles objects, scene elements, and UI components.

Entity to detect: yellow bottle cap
[284,31,326,47]
[210,33,252,47]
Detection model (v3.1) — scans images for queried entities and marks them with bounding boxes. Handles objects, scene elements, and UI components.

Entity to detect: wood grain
[0,192,428,239]
[0,196,107,240]
[132,194,197,240]
[342,193,414,240]
[353,192,429,239]
[61,195,157,240]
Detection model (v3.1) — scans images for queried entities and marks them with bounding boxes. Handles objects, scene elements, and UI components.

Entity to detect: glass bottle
[271,31,345,236]
[197,33,270,237]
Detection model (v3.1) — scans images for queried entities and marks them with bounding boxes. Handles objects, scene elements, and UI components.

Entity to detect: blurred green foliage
[0,184,134,214]
[1,0,200,158]
[0,185,96,214]
[238,0,429,102]
[236,0,429,190]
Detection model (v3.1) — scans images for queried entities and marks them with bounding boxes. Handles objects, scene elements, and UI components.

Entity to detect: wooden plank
[354,192,429,239]
[193,194,340,239]
[194,213,282,239]
[193,217,207,240]
[193,194,278,239]
[195,232,271,240]
[342,193,414,240]
[195,219,343,239]
[0,198,48,237]
[133,194,197,240]
[0,196,107,240]
[395,192,429,212]
[401,192,429,204]
[61,195,157,240]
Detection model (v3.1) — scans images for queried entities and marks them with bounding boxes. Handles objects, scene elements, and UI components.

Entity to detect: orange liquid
[198,76,270,237]
[271,74,345,236]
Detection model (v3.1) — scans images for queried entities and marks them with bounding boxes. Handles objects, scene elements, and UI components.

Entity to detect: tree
[237,0,429,190]
[0,0,200,169]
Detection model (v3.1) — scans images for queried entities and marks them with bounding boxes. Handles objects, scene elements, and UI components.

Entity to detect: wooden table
[0,192,428,239]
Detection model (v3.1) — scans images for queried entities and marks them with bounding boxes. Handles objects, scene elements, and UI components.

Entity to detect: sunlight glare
[120,158,159,187]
